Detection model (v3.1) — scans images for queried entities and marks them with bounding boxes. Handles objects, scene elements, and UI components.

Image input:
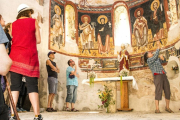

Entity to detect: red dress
[9,18,39,78]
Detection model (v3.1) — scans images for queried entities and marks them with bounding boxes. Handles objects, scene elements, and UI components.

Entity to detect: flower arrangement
[98,85,115,111]
[119,68,129,77]
[88,71,96,86]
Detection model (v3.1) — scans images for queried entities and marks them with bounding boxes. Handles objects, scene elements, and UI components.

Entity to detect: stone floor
[18,111,180,120]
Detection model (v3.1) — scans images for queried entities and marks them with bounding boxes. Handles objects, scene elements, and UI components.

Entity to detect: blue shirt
[66,66,78,86]
[0,24,8,44]
[147,49,166,76]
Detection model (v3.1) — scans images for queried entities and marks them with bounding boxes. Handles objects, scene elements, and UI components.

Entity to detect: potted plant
[98,85,115,113]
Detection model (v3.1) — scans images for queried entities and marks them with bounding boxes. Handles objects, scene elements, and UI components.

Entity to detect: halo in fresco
[81,15,91,23]
[97,15,108,24]
[151,0,160,11]
[54,5,61,15]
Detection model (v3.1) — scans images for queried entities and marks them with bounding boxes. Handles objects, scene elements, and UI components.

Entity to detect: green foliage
[97,85,115,109]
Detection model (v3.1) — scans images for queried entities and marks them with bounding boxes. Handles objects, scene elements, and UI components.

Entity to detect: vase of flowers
[88,71,96,86]
[98,85,115,113]
[119,68,129,77]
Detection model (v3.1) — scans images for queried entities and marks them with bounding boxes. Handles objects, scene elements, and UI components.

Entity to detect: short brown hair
[16,10,32,19]
[4,23,11,34]
[68,59,72,66]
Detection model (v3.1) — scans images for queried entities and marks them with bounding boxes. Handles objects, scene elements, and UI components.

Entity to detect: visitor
[144,40,173,113]
[0,14,12,120]
[65,59,79,112]
[46,51,60,112]
[8,4,42,120]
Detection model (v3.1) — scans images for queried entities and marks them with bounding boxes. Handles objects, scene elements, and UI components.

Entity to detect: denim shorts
[66,85,78,103]
[48,77,58,94]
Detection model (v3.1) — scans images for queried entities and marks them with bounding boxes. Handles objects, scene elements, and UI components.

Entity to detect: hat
[17,4,34,15]
[48,51,56,57]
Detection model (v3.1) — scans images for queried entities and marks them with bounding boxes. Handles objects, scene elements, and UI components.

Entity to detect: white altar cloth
[82,76,138,90]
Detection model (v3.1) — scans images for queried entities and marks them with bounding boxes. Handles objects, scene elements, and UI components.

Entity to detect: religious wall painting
[78,58,118,72]
[130,0,168,54]
[49,0,65,52]
[78,12,114,57]
[114,5,131,55]
[65,5,76,41]
[168,0,178,27]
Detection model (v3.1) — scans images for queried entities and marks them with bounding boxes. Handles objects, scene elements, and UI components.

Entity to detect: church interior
[1,0,180,119]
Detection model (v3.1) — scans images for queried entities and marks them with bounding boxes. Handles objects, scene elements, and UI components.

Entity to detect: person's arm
[35,20,41,44]
[147,41,161,64]
[46,60,58,72]
[147,49,160,65]
[0,44,12,76]
[70,65,79,78]
[159,55,166,63]
[56,65,60,73]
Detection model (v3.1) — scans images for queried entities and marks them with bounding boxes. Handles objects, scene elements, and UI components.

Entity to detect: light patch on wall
[114,6,131,54]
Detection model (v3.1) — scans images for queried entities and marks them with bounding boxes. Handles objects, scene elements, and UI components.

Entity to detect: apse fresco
[78,12,113,57]
[130,0,168,54]
[49,0,65,52]
[49,0,180,66]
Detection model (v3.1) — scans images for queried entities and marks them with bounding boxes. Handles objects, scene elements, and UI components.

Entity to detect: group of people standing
[0,3,79,120]
[46,51,79,112]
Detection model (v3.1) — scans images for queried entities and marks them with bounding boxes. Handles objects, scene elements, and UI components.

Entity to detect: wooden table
[82,76,138,112]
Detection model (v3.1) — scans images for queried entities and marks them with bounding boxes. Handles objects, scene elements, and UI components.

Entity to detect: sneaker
[34,114,43,120]
[16,107,22,113]
[51,108,57,112]
[9,116,16,120]
[20,108,27,113]
[46,108,52,112]
[71,108,79,112]
[65,107,71,112]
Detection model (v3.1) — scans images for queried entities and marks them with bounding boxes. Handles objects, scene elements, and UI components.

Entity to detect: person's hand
[157,40,160,49]
[159,55,164,60]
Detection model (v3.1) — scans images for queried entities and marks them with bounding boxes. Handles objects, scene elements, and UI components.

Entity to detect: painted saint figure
[118,44,129,72]
[52,5,64,49]
[150,0,164,45]
[97,15,111,54]
[79,15,94,53]
[133,8,148,48]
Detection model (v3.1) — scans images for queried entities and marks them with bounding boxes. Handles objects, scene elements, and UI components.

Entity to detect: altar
[82,76,138,113]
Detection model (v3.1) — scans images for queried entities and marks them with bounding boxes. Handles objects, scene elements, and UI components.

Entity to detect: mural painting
[49,0,65,51]
[130,0,168,53]
[78,12,113,57]
[48,0,180,71]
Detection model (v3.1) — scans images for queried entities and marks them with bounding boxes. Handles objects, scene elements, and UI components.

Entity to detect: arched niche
[61,2,79,53]
[112,2,131,54]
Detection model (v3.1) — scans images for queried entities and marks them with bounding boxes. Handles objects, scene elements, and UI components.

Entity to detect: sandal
[155,109,161,113]
[65,107,71,112]
[165,107,174,113]
[71,108,79,112]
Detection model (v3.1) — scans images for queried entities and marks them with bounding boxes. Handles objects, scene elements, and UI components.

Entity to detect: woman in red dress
[9,4,42,120]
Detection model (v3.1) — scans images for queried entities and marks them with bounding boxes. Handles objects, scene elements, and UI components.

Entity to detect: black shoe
[34,114,43,120]
[46,108,53,112]
[51,108,57,112]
